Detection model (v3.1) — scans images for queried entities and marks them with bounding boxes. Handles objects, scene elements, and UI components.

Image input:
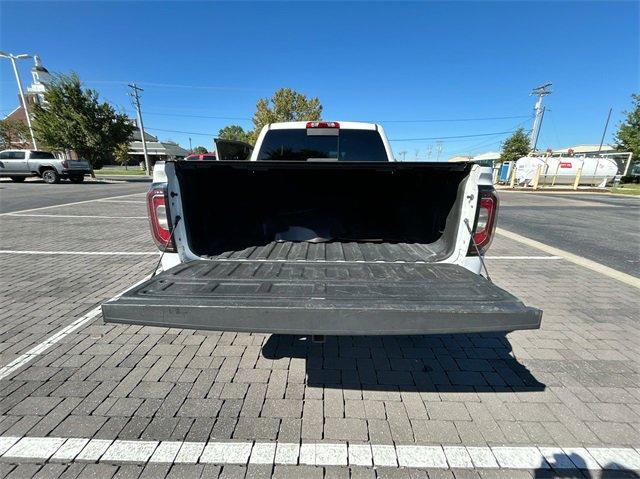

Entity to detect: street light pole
[0,51,37,149]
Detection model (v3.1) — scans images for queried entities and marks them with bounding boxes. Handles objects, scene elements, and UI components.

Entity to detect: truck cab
[250,121,394,162]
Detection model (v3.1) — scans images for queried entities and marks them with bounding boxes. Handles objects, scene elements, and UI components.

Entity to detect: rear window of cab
[257,129,388,161]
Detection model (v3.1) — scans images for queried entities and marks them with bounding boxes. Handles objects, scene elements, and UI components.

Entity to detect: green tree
[499,128,531,163]
[192,146,208,154]
[614,93,640,160]
[0,119,30,149]
[32,73,134,168]
[113,142,131,169]
[218,125,251,143]
[250,88,322,143]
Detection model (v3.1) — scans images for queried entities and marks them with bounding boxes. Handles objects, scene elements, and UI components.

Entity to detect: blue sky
[1,1,638,160]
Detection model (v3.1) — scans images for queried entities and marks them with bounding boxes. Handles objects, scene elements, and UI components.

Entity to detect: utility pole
[531,106,546,152]
[128,83,150,175]
[189,137,192,152]
[0,51,37,149]
[436,141,443,161]
[398,150,407,161]
[529,83,552,151]
[598,107,613,153]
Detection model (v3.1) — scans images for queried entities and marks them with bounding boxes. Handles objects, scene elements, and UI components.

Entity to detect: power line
[146,127,216,137]
[441,118,533,158]
[376,115,531,123]
[137,111,528,123]
[85,80,262,92]
[388,129,521,142]
[146,127,528,141]
[140,111,252,121]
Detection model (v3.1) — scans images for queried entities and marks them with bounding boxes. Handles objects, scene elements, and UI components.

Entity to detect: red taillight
[306,121,340,129]
[469,190,498,254]
[147,185,176,252]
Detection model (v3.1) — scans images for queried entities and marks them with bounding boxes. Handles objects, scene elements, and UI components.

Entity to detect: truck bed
[207,241,440,263]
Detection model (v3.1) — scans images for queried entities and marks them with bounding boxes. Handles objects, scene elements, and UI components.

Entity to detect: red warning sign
[559,162,572,169]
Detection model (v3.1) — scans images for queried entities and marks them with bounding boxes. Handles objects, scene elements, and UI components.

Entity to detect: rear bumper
[61,169,91,176]
[102,260,542,335]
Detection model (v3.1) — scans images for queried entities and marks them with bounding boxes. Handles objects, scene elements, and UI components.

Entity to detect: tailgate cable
[464,218,492,283]
[151,215,181,277]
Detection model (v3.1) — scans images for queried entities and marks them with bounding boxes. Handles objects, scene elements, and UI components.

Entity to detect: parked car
[184,140,253,162]
[103,121,542,336]
[0,149,92,184]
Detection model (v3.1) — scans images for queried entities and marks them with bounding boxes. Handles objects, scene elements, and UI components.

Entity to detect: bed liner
[102,245,542,335]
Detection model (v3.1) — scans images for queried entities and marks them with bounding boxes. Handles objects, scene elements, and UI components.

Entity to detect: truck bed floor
[208,241,439,263]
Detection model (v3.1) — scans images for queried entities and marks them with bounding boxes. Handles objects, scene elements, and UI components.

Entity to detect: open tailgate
[102,259,541,335]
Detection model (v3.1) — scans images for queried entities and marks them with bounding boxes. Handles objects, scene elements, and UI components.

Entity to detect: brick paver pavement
[0,192,638,478]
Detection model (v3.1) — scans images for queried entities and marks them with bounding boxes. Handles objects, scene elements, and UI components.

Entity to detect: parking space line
[497,227,640,289]
[98,199,145,204]
[0,192,146,216]
[0,250,159,256]
[6,213,147,219]
[485,255,562,260]
[0,275,151,380]
[1,436,639,470]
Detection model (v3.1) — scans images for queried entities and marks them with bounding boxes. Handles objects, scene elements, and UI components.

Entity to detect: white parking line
[0,192,146,216]
[497,227,640,290]
[0,275,151,380]
[485,255,562,260]
[0,250,159,256]
[98,199,145,204]
[5,213,147,219]
[100,440,159,463]
[1,436,639,470]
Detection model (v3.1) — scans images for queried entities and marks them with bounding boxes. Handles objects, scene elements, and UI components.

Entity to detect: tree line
[0,73,322,168]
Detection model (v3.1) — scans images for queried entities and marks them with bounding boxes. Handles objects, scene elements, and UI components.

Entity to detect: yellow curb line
[496,228,640,290]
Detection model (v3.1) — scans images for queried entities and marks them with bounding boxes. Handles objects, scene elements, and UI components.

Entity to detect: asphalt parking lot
[498,192,640,277]
[0,180,639,478]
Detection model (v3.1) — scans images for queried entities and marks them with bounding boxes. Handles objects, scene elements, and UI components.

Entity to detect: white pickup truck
[103,121,541,335]
[0,149,91,183]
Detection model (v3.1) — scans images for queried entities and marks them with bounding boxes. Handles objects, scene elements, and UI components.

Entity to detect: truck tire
[69,175,85,183]
[41,168,60,184]
[10,177,25,182]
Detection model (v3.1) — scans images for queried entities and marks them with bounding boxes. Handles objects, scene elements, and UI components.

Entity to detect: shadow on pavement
[534,452,640,478]
[262,332,544,392]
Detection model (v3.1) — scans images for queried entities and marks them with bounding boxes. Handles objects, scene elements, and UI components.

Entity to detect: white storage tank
[515,156,619,185]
